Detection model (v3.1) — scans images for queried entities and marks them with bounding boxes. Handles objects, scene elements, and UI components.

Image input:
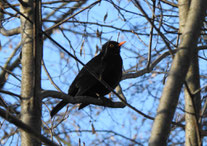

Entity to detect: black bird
[50,41,125,117]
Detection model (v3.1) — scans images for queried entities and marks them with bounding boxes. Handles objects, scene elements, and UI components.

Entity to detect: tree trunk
[149,0,207,145]
[20,0,42,145]
[184,53,201,146]
[179,0,201,145]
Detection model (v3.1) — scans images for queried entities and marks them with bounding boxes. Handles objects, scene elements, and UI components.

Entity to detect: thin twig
[147,0,156,70]
[0,89,21,99]
[45,0,100,33]
[0,108,58,146]
[132,0,174,57]
[42,60,63,92]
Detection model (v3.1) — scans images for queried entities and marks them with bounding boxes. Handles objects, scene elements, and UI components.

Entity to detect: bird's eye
[109,44,114,48]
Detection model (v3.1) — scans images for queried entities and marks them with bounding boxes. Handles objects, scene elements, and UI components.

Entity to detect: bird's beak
[118,41,126,46]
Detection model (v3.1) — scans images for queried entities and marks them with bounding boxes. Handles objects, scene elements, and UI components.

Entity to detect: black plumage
[50,41,125,117]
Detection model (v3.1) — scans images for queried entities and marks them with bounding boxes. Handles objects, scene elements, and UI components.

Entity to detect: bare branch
[41,90,125,109]
[45,0,101,33]
[0,108,58,146]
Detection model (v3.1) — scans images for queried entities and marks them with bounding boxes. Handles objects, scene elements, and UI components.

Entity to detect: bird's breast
[102,55,122,88]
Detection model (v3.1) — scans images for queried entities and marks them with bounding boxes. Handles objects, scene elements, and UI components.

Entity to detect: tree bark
[149,0,207,145]
[20,0,42,145]
[184,53,201,146]
[179,0,201,145]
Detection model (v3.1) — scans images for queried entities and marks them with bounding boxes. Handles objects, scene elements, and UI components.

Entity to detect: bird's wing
[68,54,104,96]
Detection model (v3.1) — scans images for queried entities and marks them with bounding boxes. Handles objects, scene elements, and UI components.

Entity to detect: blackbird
[50,40,125,117]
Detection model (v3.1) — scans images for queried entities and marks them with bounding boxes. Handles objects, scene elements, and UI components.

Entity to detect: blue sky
[1,0,206,145]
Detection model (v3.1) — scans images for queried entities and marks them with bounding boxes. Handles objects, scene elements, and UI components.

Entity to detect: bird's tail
[50,101,68,117]
[78,103,89,110]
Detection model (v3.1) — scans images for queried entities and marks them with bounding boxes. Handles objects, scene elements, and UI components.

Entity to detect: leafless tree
[0,0,207,145]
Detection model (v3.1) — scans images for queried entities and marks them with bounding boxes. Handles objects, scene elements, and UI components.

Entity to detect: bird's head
[101,41,126,57]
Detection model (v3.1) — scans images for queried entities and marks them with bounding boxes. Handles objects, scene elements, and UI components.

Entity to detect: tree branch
[41,90,126,109]
[0,108,58,146]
